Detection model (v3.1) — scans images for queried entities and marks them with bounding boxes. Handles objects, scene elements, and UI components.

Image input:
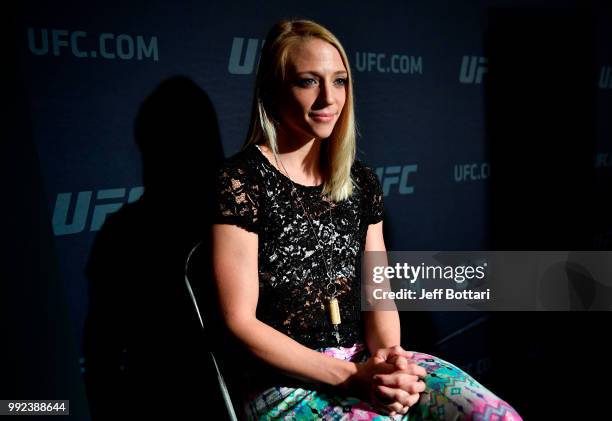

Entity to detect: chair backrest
[184,241,238,421]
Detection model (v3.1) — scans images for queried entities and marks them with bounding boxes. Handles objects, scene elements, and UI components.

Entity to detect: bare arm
[211,223,358,387]
[362,221,402,355]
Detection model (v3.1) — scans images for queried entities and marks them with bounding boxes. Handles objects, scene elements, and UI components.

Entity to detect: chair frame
[184,241,238,421]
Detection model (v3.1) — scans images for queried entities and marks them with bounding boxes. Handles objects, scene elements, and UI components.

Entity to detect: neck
[270,128,324,185]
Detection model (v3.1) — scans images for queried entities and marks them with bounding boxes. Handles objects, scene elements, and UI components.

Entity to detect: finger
[394,375,426,394]
[382,360,427,379]
[407,380,426,394]
[372,403,393,417]
[399,379,426,394]
[390,393,418,415]
[388,345,414,360]
[378,399,403,415]
[370,358,405,379]
[376,385,411,407]
[388,355,409,370]
[387,402,404,413]
[374,372,420,388]
[372,361,401,376]
[370,395,400,416]
[375,346,414,363]
[374,386,410,410]
[407,392,421,407]
[403,362,427,378]
[373,387,396,405]
[374,348,390,362]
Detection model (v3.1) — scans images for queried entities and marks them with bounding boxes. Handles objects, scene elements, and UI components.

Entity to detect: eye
[297,78,317,87]
[334,78,347,86]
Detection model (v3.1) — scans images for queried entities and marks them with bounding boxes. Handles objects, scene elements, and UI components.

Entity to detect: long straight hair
[242,19,358,202]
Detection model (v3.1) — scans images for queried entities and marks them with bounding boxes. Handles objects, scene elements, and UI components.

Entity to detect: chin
[313,131,333,140]
[306,126,334,140]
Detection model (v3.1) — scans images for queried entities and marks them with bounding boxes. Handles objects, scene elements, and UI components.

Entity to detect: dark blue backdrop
[7,1,612,419]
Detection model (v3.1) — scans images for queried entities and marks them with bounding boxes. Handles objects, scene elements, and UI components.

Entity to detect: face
[276,38,348,141]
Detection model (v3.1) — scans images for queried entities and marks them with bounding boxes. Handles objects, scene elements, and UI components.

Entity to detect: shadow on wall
[82,76,227,420]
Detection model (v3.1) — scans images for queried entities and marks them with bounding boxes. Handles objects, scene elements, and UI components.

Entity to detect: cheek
[290,90,315,112]
[281,92,314,123]
[277,95,310,128]
[338,89,347,109]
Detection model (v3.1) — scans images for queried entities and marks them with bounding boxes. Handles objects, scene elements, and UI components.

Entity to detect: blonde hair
[242,18,358,202]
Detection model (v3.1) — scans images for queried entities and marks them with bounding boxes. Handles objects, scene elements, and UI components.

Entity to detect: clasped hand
[350,345,427,417]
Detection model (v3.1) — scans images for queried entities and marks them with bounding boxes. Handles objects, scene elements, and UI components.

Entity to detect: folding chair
[184,241,238,421]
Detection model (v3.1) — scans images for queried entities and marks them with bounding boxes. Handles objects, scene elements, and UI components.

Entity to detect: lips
[310,113,335,122]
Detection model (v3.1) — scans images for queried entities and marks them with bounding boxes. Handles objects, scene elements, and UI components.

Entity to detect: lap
[408,352,521,420]
[244,343,522,420]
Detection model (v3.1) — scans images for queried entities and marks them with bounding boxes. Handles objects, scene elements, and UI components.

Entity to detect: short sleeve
[364,165,385,225]
[213,163,261,234]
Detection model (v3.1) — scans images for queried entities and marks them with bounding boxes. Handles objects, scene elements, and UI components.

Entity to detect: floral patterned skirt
[244,342,522,420]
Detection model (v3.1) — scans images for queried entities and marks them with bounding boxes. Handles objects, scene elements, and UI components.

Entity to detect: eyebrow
[296,70,348,77]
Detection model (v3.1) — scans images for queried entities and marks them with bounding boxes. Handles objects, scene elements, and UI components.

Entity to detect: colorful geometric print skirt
[244,342,522,420]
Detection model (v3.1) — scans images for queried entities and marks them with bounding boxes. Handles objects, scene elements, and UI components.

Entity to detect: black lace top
[213,143,384,349]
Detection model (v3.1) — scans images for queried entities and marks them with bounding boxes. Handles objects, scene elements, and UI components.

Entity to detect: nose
[318,79,335,106]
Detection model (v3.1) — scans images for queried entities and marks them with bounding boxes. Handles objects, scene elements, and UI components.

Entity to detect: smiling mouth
[310,113,335,122]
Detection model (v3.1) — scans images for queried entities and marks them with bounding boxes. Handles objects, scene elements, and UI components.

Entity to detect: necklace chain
[268,146,337,299]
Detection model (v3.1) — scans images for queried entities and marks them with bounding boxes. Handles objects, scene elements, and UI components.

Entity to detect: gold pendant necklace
[270,146,342,344]
[329,297,342,342]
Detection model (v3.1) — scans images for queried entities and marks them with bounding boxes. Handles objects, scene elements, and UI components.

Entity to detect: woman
[211,19,522,420]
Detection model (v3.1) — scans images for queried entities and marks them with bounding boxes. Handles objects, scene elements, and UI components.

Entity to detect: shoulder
[213,145,263,232]
[214,144,264,209]
[351,157,381,192]
[216,144,261,185]
[219,144,259,173]
[352,156,385,224]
